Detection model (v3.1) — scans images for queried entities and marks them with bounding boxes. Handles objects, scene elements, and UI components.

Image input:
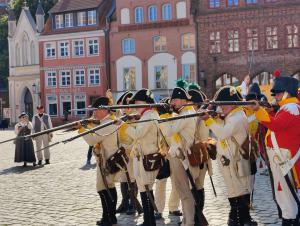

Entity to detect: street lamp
[200,70,207,88]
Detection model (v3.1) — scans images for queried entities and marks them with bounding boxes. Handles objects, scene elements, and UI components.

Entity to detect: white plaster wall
[116,55,143,91]
[147,53,177,89]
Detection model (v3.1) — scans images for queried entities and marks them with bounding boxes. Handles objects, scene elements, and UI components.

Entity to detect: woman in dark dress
[14,112,36,167]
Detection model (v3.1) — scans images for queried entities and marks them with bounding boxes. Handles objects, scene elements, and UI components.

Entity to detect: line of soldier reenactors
[74,73,300,226]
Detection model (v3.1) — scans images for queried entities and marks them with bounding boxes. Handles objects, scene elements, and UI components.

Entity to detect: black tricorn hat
[117,91,130,105]
[188,89,207,103]
[91,97,110,108]
[157,97,171,115]
[129,89,155,104]
[121,92,134,105]
[213,86,243,102]
[171,87,189,100]
[271,76,298,97]
[245,93,258,101]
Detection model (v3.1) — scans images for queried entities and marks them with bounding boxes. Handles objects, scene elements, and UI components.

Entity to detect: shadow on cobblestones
[79,163,96,171]
[0,165,43,175]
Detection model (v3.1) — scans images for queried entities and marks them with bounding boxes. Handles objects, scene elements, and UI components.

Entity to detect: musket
[34,115,128,153]
[145,184,158,213]
[124,170,143,214]
[183,101,272,108]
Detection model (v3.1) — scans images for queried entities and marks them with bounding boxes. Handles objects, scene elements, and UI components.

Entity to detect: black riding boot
[282,218,300,226]
[228,197,243,226]
[194,188,206,226]
[241,194,257,226]
[138,191,156,226]
[109,188,118,224]
[97,191,111,226]
[126,182,138,215]
[116,182,129,213]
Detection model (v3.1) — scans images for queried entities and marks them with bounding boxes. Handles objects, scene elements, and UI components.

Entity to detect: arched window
[120,8,130,24]
[182,33,195,50]
[15,43,20,66]
[148,5,157,22]
[162,4,172,20]
[135,7,144,24]
[30,41,35,64]
[22,33,29,65]
[176,1,187,19]
[122,38,136,55]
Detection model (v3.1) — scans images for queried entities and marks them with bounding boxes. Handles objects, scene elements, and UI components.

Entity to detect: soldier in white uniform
[201,86,257,226]
[121,89,161,226]
[77,97,122,226]
[32,105,53,165]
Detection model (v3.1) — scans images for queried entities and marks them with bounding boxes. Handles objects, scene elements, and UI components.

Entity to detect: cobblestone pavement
[0,129,281,226]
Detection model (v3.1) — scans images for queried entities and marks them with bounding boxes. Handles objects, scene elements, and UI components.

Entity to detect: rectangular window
[77,12,86,26]
[88,10,97,25]
[210,31,221,53]
[73,40,84,56]
[182,64,196,83]
[65,13,73,27]
[59,42,69,57]
[122,39,135,55]
[89,68,100,86]
[45,43,56,58]
[228,0,238,6]
[246,0,257,3]
[228,30,239,52]
[123,67,136,90]
[182,34,195,50]
[60,95,71,117]
[46,71,57,87]
[55,14,64,29]
[210,0,220,8]
[88,39,99,55]
[154,65,168,89]
[47,95,58,116]
[60,70,71,87]
[247,28,258,51]
[266,26,278,49]
[153,36,167,52]
[287,25,298,48]
[74,94,86,115]
[74,70,85,86]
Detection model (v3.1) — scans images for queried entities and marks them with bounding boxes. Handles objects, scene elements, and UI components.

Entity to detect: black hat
[157,97,171,115]
[171,87,189,100]
[213,86,243,102]
[188,89,207,103]
[249,83,263,98]
[18,112,28,118]
[121,92,133,105]
[91,97,110,108]
[245,93,258,101]
[129,89,155,104]
[271,76,298,97]
[116,91,130,105]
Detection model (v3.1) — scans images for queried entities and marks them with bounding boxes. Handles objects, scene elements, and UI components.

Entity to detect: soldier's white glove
[168,146,180,158]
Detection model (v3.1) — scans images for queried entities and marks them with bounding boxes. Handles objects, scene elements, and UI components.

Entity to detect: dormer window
[77,12,87,26]
[65,13,73,27]
[88,10,97,25]
[55,14,64,29]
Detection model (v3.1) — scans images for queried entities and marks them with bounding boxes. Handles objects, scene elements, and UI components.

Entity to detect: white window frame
[60,70,71,87]
[153,36,167,52]
[210,31,221,53]
[247,28,258,51]
[228,30,239,52]
[162,4,172,20]
[154,65,168,89]
[59,41,69,58]
[176,1,187,19]
[120,8,130,25]
[47,95,58,116]
[74,69,85,86]
[148,5,157,22]
[182,64,196,83]
[65,13,73,28]
[182,33,195,50]
[266,26,278,50]
[73,39,85,57]
[77,12,86,26]
[46,71,57,88]
[287,24,299,48]
[55,14,64,29]
[123,67,136,90]
[87,38,99,56]
[88,10,97,25]
[135,7,144,24]
[60,94,72,117]
[88,68,100,86]
[122,38,136,55]
[44,42,56,59]
[74,94,87,116]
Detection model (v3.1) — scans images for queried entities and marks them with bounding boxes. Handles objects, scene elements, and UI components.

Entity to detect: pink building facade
[109,0,198,100]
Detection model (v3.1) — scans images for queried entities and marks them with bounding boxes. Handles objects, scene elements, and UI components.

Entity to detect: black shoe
[155,212,162,220]
[45,159,50,165]
[38,160,42,165]
[33,162,37,167]
[169,210,182,216]
[126,205,136,215]
[96,219,111,226]
[23,162,27,167]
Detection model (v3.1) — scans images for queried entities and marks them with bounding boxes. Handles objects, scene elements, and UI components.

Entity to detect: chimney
[35,1,45,33]
[8,9,16,37]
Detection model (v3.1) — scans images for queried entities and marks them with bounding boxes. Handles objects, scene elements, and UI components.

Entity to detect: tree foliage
[0,0,57,88]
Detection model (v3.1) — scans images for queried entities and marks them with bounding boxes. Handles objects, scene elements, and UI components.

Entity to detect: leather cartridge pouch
[231,137,251,178]
[105,133,129,174]
[143,152,163,171]
[188,141,209,167]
